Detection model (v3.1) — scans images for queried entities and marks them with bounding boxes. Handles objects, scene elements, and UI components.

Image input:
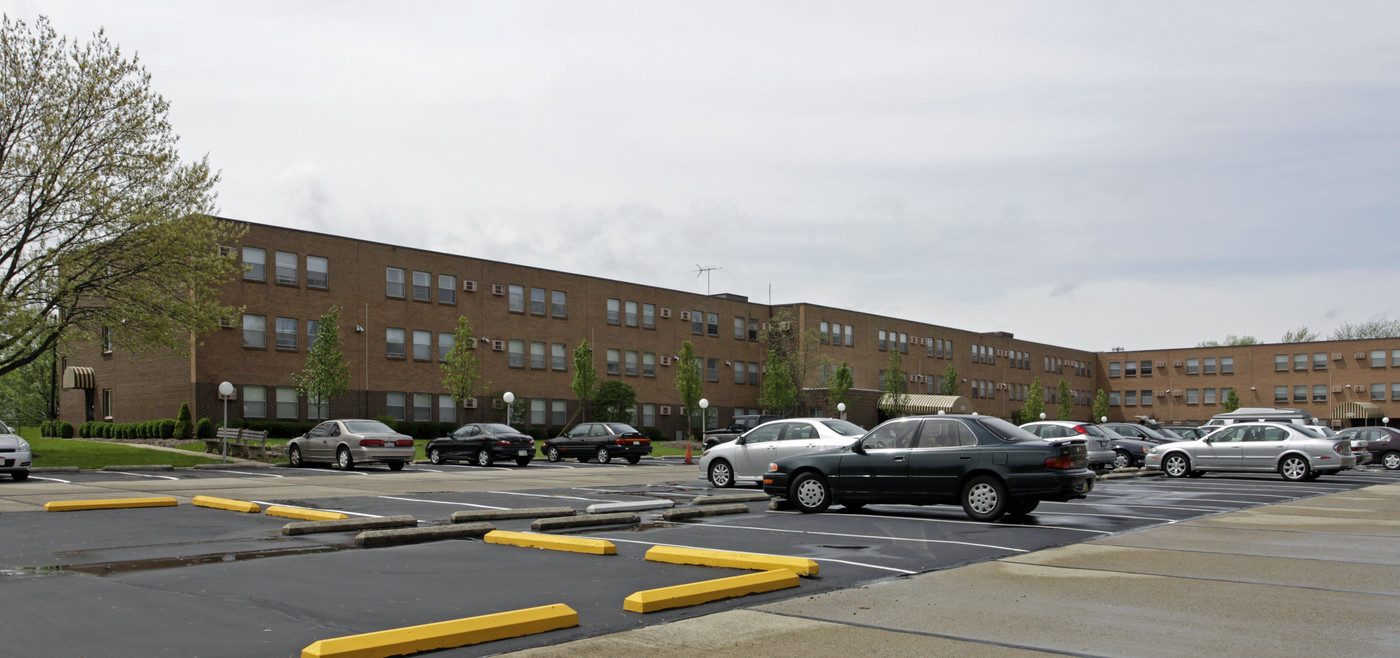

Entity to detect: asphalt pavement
[508,475,1400,657]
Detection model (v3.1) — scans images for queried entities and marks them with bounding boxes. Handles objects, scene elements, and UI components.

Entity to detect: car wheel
[1279,454,1310,481]
[1006,498,1039,517]
[515,457,531,467]
[337,446,355,471]
[546,446,561,462]
[790,472,830,513]
[961,475,1008,522]
[1383,451,1400,471]
[387,461,405,472]
[596,447,612,464]
[626,455,641,465]
[1112,450,1132,470]
[708,459,735,488]
[428,448,445,465]
[11,469,29,481]
[1162,453,1191,478]
[476,449,495,467]
[288,445,304,468]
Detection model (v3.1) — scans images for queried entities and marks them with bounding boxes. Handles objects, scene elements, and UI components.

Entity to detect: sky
[17,1,1400,352]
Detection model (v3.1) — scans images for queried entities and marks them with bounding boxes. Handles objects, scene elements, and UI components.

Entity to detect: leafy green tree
[826,361,853,417]
[592,380,637,423]
[758,307,823,413]
[674,340,702,438]
[1221,388,1241,413]
[293,306,351,418]
[440,316,489,412]
[0,16,241,378]
[938,365,962,396]
[1281,326,1319,343]
[1056,378,1075,420]
[0,347,54,420]
[879,351,909,417]
[1198,335,1259,347]
[571,339,597,421]
[759,345,798,416]
[1021,377,1046,423]
[1092,389,1110,422]
[1329,319,1400,340]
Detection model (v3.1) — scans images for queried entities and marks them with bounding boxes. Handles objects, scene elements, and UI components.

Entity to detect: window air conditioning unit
[997,383,1008,390]
[660,406,671,416]
[491,284,504,296]
[464,398,478,409]
[218,245,233,257]
[779,321,791,330]
[463,280,477,292]
[760,322,770,330]
[680,311,691,321]
[465,338,477,349]
[1157,391,1166,398]
[1331,353,1343,361]
[492,399,505,409]
[1332,386,1342,393]
[1354,352,1367,359]
[660,355,672,366]
[922,337,931,346]
[660,307,671,318]
[908,374,918,382]
[1172,360,1183,367]
[1172,390,1182,397]
[1356,383,1367,390]
[1156,361,1166,368]
[491,340,504,351]
[218,317,235,328]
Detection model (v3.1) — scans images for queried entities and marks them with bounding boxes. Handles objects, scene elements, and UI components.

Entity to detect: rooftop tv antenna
[694,264,725,296]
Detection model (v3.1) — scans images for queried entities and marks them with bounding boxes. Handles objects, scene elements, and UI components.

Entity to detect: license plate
[518,450,528,456]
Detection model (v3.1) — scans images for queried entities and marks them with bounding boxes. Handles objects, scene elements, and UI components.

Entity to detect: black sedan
[762,414,1094,522]
[426,423,535,467]
[542,422,652,464]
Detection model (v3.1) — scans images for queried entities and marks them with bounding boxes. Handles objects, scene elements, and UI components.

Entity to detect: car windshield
[1096,425,1126,439]
[976,417,1040,442]
[1293,425,1323,438]
[1136,425,1167,439]
[605,423,640,434]
[819,419,866,436]
[344,420,395,434]
[1079,424,1106,437]
[481,424,518,434]
[0,420,11,434]
[1156,428,1183,439]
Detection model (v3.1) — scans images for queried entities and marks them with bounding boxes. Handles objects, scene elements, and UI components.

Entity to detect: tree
[879,351,909,418]
[1056,378,1074,421]
[759,345,798,416]
[1281,326,1319,343]
[1021,377,1045,423]
[292,306,350,418]
[592,380,636,423]
[174,402,193,439]
[1197,335,1258,347]
[758,307,823,413]
[938,365,961,396]
[1092,389,1109,422]
[0,346,54,420]
[1329,319,1400,340]
[0,16,241,378]
[1221,388,1241,413]
[674,340,702,438]
[826,360,853,417]
[440,316,488,411]
[570,339,597,421]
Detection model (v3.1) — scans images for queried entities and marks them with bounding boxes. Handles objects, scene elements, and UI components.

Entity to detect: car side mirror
[734,436,746,446]
[851,441,866,455]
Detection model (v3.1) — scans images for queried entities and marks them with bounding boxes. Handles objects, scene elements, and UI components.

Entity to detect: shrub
[59,421,74,438]
[40,420,52,437]
[175,403,193,439]
[372,415,398,430]
[159,419,177,438]
[195,418,214,439]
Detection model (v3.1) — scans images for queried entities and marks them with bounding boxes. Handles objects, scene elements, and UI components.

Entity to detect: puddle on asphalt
[1,545,345,580]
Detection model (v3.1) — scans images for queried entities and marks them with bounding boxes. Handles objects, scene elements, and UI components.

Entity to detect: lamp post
[218,381,234,463]
[699,398,709,438]
[1039,412,1047,421]
[837,402,846,421]
[503,391,515,426]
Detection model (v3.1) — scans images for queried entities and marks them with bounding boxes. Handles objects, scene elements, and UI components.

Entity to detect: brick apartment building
[56,219,1400,434]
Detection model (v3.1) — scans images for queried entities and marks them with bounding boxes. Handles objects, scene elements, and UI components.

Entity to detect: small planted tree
[879,351,910,418]
[593,380,637,423]
[441,316,489,413]
[174,402,193,439]
[1021,377,1046,423]
[1092,389,1110,422]
[1056,379,1075,420]
[759,345,797,416]
[571,340,598,422]
[293,306,351,419]
[674,341,703,439]
[938,365,962,396]
[1221,388,1241,413]
[827,361,854,418]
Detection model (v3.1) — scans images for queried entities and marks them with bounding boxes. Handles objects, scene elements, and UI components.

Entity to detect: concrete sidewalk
[510,481,1400,657]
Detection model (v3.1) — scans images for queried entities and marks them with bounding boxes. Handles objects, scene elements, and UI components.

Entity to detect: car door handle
[960,455,972,460]
[893,456,904,462]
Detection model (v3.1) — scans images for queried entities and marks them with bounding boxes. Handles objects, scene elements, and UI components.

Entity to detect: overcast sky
[21,1,1400,352]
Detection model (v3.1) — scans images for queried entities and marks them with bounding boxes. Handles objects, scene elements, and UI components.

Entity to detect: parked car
[1096,424,1157,469]
[542,422,652,464]
[426,423,534,467]
[699,418,865,488]
[1163,425,1211,440]
[703,414,784,449]
[1145,422,1355,481]
[0,420,32,481]
[1099,422,1181,445]
[1019,421,1115,472]
[1307,426,1361,466]
[1203,407,1315,428]
[286,419,415,471]
[762,414,1095,522]
[1337,426,1400,470]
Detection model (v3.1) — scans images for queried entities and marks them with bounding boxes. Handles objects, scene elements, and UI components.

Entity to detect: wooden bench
[206,427,270,460]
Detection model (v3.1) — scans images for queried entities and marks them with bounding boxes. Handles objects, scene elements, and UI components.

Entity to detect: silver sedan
[1145,422,1355,481]
[698,418,865,488]
[286,419,416,471]
[0,420,32,481]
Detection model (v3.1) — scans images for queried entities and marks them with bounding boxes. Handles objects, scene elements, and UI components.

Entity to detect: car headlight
[18,440,29,451]
[768,462,778,472]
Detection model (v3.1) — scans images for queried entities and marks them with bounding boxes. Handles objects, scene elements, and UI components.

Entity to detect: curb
[585,500,674,514]
[191,495,261,513]
[192,462,275,469]
[662,504,750,521]
[451,507,576,523]
[282,515,418,536]
[644,545,820,576]
[300,603,579,657]
[100,464,174,471]
[532,512,640,532]
[44,496,179,512]
[483,530,617,555]
[623,570,799,614]
[355,522,495,548]
[693,492,769,505]
[31,467,80,473]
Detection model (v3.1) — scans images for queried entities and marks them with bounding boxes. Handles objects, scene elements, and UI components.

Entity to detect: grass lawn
[30,438,221,469]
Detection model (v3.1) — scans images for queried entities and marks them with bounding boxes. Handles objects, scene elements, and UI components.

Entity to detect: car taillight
[1335,442,1351,455]
[1045,455,1075,469]
[1073,425,1088,434]
[359,439,384,447]
[496,439,513,446]
[1046,445,1086,470]
[396,439,414,447]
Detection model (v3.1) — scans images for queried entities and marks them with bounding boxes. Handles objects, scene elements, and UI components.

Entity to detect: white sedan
[698,418,865,488]
[0,420,32,481]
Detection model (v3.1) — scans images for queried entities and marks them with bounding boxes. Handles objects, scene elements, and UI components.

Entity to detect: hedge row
[39,420,75,438]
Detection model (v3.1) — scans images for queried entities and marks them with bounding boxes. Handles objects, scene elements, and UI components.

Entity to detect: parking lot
[2,461,1398,656]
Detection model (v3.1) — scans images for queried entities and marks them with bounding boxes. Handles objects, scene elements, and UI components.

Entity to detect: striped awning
[879,394,973,415]
[1334,401,1383,420]
[62,366,96,390]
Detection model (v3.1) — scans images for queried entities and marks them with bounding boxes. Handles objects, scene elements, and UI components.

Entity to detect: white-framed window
[439,395,456,424]
[1204,388,1218,405]
[1108,362,1121,377]
[551,399,567,426]
[1186,389,1199,404]
[606,349,620,375]
[530,399,546,425]
[606,299,621,325]
[243,386,267,418]
[413,331,431,360]
[307,394,329,421]
[641,403,656,427]
[509,340,525,368]
[1371,383,1386,401]
[306,255,328,288]
[1313,385,1328,402]
[1124,361,1137,377]
[706,312,718,336]
[276,387,298,419]
[820,322,830,344]
[508,285,524,313]
[735,317,746,339]
[1274,354,1288,371]
[625,350,638,376]
[879,330,887,351]
[386,392,405,421]
[1392,383,1400,401]
[642,352,655,377]
[832,324,843,346]
[275,251,297,285]
[552,343,567,371]
[1109,391,1120,406]
[243,314,266,349]
[386,267,405,298]
[1294,353,1308,371]
[414,393,432,421]
[1274,386,1288,403]
[707,358,719,382]
[412,271,430,301]
[625,301,638,327]
[1222,356,1235,373]
[748,362,759,385]
[639,302,654,328]
[438,333,454,362]
[386,328,405,359]
[531,287,546,316]
[553,291,568,318]
[438,274,456,304]
[242,247,266,281]
[531,342,546,369]
[1294,385,1308,402]
[1125,390,1137,405]
[1371,350,1386,368]
[1185,358,1198,375]
[1140,390,1152,406]
[275,317,297,350]
[306,320,321,348]
[734,361,746,384]
[692,310,703,334]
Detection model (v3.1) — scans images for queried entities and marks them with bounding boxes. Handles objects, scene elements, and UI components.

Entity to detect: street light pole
[217,381,234,463]
[699,398,709,438]
[503,391,515,426]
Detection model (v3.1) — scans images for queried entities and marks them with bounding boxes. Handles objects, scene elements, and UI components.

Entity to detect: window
[439,274,456,304]
[641,302,655,328]
[1293,353,1308,371]
[414,393,431,421]
[552,343,567,371]
[691,311,703,334]
[101,326,112,353]
[1197,358,1213,374]
[528,399,545,425]
[1109,362,1121,378]
[275,251,297,285]
[1371,350,1386,368]
[820,321,830,344]
[1185,358,1199,375]
[1221,356,1235,374]
[737,317,749,340]
[1372,383,1386,401]
[1294,385,1307,402]
[242,247,266,281]
[1185,389,1199,405]
[750,319,761,341]
[879,330,887,351]
[607,299,620,325]
[386,267,405,298]
[308,394,328,421]
[306,255,328,288]
[243,386,266,418]
[707,312,718,336]
[509,340,525,368]
[1140,390,1152,406]
[386,392,405,421]
[1274,354,1288,371]
[1203,388,1217,405]
[243,314,266,349]
[1125,390,1137,406]
[307,320,321,348]
[531,342,546,370]
[625,350,638,376]
[275,317,297,350]
[276,387,298,419]
[748,362,758,385]
[438,333,454,362]
[935,338,944,359]
[734,361,746,384]
[625,301,638,327]
[1140,361,1152,376]
[1108,391,1120,405]
[707,358,719,382]
[413,331,431,360]
[439,395,456,424]
[386,328,405,358]
[833,324,844,346]
[1314,385,1328,402]
[606,349,620,375]
[1392,383,1400,401]
[1124,361,1137,377]
[508,285,524,313]
[552,400,568,426]
[1274,386,1288,403]
[1313,353,1327,370]
[1394,350,1400,367]
[641,403,656,427]
[899,333,908,354]
[531,288,546,316]
[101,388,112,418]
[553,291,568,318]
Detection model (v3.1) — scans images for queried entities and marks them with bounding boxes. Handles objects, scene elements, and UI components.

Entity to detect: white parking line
[27,476,71,484]
[377,495,507,510]
[700,522,1038,551]
[107,471,180,481]
[824,509,1117,534]
[249,501,381,518]
[529,463,577,469]
[485,490,623,503]
[208,470,284,478]
[594,536,918,574]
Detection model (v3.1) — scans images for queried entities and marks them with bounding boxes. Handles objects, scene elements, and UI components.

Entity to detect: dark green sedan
[762,414,1095,522]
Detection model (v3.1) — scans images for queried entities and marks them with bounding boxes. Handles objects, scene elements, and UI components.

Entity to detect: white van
[1204,407,1315,427]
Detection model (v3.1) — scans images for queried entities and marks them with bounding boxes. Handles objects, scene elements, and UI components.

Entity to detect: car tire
[429,448,445,465]
[625,455,641,464]
[1162,453,1191,478]
[790,472,830,514]
[1383,451,1400,471]
[1006,498,1039,517]
[708,459,735,488]
[288,445,304,468]
[387,461,405,472]
[477,449,495,467]
[1279,454,1310,481]
[1113,449,1132,470]
[596,447,612,464]
[546,446,561,462]
[11,469,29,481]
[515,458,531,467]
[336,446,355,471]
[961,475,1008,522]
